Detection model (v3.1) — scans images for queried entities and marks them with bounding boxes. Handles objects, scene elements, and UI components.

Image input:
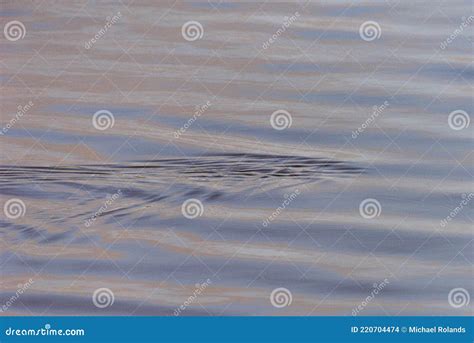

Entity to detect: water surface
[0,0,472,316]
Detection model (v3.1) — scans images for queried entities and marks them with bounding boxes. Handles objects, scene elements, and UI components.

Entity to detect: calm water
[0,1,472,316]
